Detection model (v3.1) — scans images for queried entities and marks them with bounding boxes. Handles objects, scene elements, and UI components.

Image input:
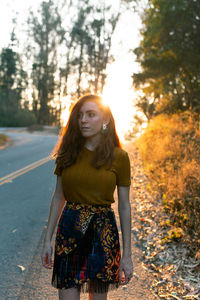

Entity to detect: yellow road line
[0,156,52,186]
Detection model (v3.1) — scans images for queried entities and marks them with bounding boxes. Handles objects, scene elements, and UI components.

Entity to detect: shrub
[0,133,9,145]
[27,124,44,132]
[136,111,200,247]
[0,109,37,127]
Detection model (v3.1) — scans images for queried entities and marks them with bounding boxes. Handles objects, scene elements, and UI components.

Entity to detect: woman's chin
[81,131,100,139]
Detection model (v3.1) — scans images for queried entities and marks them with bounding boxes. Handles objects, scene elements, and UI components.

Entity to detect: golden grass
[135,111,200,244]
[0,133,9,146]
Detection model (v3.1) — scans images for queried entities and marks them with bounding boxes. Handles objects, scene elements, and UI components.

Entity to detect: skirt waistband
[65,201,112,213]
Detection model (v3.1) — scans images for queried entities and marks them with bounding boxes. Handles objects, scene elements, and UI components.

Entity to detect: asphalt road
[0,131,58,300]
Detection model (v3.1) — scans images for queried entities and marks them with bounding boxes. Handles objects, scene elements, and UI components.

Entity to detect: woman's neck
[84,134,101,151]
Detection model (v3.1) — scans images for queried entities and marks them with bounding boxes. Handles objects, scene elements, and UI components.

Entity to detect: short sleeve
[116,150,131,186]
[54,163,62,176]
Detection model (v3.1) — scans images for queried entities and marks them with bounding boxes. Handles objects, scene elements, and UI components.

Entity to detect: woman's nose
[81,114,87,123]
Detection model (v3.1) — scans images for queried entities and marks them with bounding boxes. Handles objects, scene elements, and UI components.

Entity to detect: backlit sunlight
[60,59,137,140]
[102,60,135,140]
[60,96,71,127]
[102,88,134,140]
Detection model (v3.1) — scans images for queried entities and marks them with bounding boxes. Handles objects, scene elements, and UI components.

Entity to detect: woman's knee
[58,287,80,300]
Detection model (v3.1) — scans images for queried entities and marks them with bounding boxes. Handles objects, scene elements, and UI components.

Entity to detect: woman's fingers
[120,270,132,285]
[119,258,133,285]
[44,260,54,269]
[125,270,133,284]
[126,265,134,283]
[41,244,53,269]
[119,270,126,285]
[42,253,53,269]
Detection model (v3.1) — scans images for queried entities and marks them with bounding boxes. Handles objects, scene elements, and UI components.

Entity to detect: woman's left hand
[119,255,133,285]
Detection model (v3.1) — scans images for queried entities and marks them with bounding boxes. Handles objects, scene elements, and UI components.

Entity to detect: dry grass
[135,111,200,248]
[0,133,9,146]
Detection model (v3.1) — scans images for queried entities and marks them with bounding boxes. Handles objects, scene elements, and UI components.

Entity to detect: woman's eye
[89,112,95,117]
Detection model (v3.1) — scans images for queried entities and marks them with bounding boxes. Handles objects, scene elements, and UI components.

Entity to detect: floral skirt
[52,201,121,293]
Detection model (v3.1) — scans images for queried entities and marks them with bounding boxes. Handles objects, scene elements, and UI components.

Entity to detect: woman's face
[78,101,104,139]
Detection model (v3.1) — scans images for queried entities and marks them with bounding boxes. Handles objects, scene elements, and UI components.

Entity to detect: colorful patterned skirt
[52,201,121,293]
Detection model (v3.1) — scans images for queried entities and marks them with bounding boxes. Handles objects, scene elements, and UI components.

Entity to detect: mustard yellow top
[54,146,131,205]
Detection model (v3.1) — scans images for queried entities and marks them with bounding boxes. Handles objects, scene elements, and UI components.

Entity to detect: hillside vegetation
[135,111,200,252]
[0,133,9,146]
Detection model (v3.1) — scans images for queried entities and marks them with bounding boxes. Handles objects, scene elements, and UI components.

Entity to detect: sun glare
[60,62,136,140]
[102,89,134,140]
[55,5,141,141]
[102,62,135,140]
[60,96,71,127]
[60,88,135,141]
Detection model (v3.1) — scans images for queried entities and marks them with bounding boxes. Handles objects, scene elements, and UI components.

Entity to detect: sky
[0,0,142,49]
[0,0,42,48]
[0,0,145,137]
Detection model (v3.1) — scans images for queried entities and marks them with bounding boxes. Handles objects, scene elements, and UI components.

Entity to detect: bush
[27,124,44,132]
[136,111,200,246]
[14,109,37,126]
[0,133,9,145]
[0,109,37,127]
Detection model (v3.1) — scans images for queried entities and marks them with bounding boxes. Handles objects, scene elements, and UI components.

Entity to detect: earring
[103,124,107,130]
[101,123,108,134]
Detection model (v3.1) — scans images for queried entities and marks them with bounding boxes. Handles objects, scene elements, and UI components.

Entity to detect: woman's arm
[117,185,133,284]
[41,176,66,268]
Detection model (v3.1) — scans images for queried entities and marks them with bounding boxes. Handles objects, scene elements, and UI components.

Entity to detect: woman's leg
[58,287,80,300]
[89,292,107,300]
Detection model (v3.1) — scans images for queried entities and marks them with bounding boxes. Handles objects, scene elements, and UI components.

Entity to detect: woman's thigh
[58,287,80,300]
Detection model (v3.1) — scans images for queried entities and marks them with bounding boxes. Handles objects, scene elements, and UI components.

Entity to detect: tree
[28,0,65,125]
[0,47,19,124]
[0,25,34,126]
[69,4,93,98]
[86,6,121,94]
[61,0,121,100]
[132,0,200,118]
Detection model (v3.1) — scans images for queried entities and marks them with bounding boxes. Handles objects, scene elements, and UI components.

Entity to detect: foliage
[0,134,9,145]
[0,43,33,126]
[0,108,37,127]
[0,48,17,89]
[28,0,65,125]
[60,0,120,99]
[0,1,123,126]
[26,0,121,125]
[136,111,200,245]
[131,143,200,298]
[133,0,200,119]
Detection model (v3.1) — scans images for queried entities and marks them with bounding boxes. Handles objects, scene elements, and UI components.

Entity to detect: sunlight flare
[60,96,71,127]
[102,61,135,140]
[102,89,134,140]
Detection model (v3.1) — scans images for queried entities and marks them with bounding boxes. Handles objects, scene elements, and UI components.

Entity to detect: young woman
[41,94,133,300]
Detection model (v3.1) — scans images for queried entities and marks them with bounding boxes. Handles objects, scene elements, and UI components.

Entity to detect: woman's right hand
[41,240,53,269]
[41,176,65,269]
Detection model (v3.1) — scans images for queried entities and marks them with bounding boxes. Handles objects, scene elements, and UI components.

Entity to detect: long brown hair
[52,94,121,170]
